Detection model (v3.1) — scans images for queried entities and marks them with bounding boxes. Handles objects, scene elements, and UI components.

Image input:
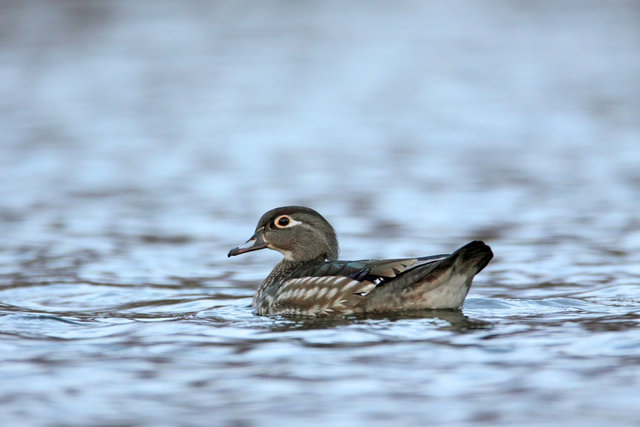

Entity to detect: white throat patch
[275,248,295,261]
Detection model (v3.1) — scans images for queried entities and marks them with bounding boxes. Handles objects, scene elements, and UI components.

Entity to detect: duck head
[227,206,339,262]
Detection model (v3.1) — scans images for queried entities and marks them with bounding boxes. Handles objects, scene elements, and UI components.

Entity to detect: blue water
[1,1,640,425]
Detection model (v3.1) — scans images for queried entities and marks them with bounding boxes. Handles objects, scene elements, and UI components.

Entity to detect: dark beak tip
[227,232,267,258]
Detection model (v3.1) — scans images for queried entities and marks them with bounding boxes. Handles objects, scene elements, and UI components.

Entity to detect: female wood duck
[228,206,493,316]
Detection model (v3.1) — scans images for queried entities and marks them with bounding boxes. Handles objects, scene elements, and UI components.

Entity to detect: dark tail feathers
[452,240,493,274]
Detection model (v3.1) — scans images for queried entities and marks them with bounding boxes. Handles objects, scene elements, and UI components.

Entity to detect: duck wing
[289,254,449,283]
[364,241,493,311]
[270,254,449,315]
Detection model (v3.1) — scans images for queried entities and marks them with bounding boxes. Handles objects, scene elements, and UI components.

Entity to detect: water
[1,1,640,425]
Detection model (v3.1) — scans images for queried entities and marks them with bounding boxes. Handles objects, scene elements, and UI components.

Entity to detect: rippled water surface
[2,1,640,425]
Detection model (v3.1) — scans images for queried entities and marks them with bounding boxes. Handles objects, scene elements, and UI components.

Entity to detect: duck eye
[275,215,291,228]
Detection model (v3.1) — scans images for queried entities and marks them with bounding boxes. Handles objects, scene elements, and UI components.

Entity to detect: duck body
[228,206,493,316]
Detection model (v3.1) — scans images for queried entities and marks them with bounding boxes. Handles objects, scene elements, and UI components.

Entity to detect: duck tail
[364,241,493,312]
[452,240,493,275]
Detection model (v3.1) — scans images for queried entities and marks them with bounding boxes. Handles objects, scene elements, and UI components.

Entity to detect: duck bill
[227,232,268,257]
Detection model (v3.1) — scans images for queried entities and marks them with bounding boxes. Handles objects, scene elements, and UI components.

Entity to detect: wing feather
[273,254,451,315]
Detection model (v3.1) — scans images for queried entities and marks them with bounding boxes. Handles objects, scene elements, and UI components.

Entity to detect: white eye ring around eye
[274,215,290,228]
[273,215,302,228]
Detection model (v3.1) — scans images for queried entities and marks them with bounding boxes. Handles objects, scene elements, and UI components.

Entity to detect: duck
[228,206,493,316]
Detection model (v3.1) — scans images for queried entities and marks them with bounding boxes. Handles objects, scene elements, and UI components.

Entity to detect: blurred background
[1,1,639,425]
